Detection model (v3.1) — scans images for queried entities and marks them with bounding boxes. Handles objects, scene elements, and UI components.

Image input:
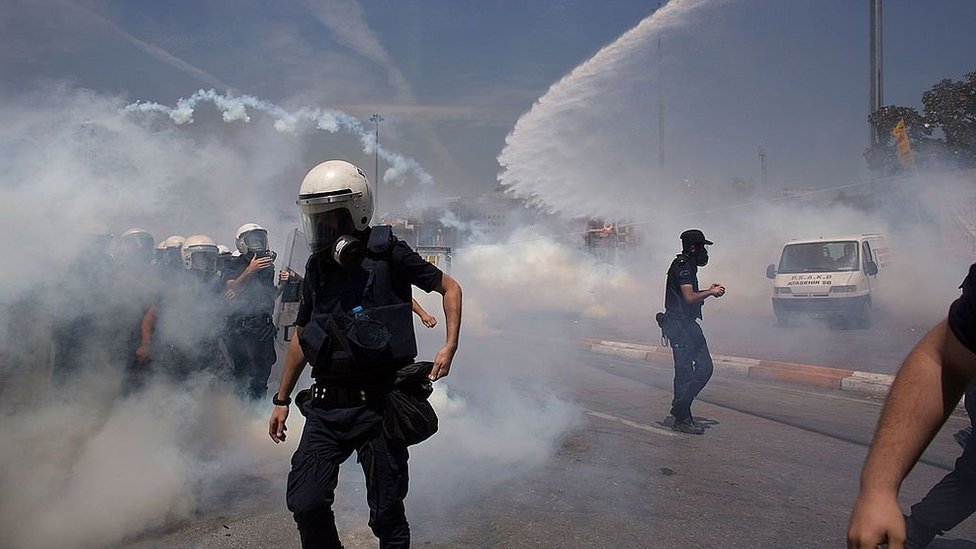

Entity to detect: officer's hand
[430,345,456,381]
[247,256,275,274]
[421,313,437,328]
[135,343,150,363]
[223,288,238,301]
[709,283,725,297]
[846,490,906,548]
[269,405,289,443]
[278,269,291,286]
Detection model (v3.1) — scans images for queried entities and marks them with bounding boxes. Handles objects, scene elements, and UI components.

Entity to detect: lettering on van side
[785,274,834,287]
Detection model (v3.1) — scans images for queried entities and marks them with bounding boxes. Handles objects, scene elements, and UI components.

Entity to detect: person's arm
[226,256,275,292]
[412,297,437,328]
[680,283,724,305]
[135,305,156,363]
[429,273,461,381]
[847,319,976,548]
[268,332,308,443]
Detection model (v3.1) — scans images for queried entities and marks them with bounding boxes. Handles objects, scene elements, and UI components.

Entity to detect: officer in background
[114,228,158,392]
[223,223,280,400]
[662,229,725,435]
[50,223,115,387]
[848,264,976,548]
[139,235,228,382]
[268,160,462,549]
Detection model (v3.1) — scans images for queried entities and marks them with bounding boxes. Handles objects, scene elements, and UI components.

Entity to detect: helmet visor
[120,233,154,255]
[242,230,269,252]
[302,209,355,252]
[188,249,218,272]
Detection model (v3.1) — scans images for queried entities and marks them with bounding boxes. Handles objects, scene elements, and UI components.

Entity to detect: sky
[1,0,975,217]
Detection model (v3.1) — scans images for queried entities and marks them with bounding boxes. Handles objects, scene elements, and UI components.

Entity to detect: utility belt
[298,383,387,408]
[228,314,274,330]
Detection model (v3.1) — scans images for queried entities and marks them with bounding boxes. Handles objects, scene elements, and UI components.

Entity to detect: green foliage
[865,70,976,174]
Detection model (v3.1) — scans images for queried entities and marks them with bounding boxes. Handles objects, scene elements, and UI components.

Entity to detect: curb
[585,339,894,398]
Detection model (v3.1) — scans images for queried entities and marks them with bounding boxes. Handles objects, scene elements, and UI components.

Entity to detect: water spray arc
[125,90,432,187]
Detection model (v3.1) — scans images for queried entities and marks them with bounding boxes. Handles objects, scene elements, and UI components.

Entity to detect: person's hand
[421,313,437,328]
[430,345,456,381]
[847,490,906,548]
[278,269,291,286]
[223,288,237,301]
[247,256,275,274]
[135,343,150,363]
[709,283,726,298]
[269,405,290,443]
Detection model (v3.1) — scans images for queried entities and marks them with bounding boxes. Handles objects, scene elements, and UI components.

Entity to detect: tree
[922,71,976,168]
[864,105,935,176]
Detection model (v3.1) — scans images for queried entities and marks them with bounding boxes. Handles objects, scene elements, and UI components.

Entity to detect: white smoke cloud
[125,89,433,186]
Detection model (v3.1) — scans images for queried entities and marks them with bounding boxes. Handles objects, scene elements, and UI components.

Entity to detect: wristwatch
[272,394,291,406]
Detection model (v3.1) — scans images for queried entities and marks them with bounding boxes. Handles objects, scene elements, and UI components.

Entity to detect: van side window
[862,242,875,272]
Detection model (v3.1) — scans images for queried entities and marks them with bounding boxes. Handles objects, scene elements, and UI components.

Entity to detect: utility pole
[869,0,883,146]
[657,24,664,169]
[759,145,767,197]
[369,113,383,210]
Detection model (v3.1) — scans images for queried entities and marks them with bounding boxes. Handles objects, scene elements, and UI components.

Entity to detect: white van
[765,234,889,327]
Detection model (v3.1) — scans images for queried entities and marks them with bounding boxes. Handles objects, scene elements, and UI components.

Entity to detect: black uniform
[287,227,442,549]
[905,264,976,548]
[223,256,278,400]
[152,270,228,381]
[663,254,714,422]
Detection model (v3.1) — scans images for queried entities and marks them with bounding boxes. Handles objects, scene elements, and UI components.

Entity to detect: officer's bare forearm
[859,320,974,496]
[680,284,712,305]
[276,334,308,400]
[140,305,157,345]
[438,275,462,349]
[226,269,256,292]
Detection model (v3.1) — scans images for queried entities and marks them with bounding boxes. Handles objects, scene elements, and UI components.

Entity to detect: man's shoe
[673,418,705,435]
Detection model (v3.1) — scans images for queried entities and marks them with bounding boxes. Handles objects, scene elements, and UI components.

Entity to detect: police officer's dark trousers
[905,386,976,547]
[226,314,277,400]
[668,319,714,421]
[287,397,410,549]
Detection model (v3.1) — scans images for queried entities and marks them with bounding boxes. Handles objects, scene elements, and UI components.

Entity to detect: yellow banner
[892,118,916,170]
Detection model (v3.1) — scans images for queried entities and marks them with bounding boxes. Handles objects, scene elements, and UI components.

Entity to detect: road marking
[585,409,677,437]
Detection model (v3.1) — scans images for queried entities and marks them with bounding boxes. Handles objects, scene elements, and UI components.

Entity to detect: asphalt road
[120,337,976,549]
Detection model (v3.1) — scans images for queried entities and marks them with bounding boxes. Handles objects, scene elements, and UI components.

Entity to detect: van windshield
[778,241,859,274]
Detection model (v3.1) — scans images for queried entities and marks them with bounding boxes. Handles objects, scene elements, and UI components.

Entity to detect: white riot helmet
[118,228,155,265]
[181,234,219,273]
[217,244,232,257]
[235,223,269,255]
[162,235,186,249]
[297,160,373,263]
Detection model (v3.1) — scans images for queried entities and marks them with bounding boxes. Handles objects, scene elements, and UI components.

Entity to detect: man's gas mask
[686,246,709,267]
[308,209,366,268]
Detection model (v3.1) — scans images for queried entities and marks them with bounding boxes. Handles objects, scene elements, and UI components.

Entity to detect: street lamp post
[369,113,383,211]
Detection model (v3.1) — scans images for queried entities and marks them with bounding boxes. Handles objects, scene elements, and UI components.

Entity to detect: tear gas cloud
[498,0,971,327]
[0,85,581,547]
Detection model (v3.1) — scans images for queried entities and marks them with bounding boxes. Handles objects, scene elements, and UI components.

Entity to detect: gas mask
[686,247,709,267]
[307,209,365,268]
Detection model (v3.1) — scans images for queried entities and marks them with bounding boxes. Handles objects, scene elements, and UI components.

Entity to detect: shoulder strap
[366,225,395,257]
[664,254,689,310]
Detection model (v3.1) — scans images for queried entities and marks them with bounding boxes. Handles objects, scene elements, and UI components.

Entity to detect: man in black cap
[661,229,725,435]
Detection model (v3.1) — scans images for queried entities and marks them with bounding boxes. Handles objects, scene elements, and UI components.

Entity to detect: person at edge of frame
[267,159,462,549]
[848,263,976,549]
[661,228,725,435]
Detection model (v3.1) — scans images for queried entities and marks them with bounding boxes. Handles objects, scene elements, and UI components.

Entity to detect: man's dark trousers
[226,315,276,400]
[905,385,976,547]
[668,319,714,421]
[287,398,410,549]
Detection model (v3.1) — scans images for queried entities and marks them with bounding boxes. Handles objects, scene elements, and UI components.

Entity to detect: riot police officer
[662,229,724,435]
[268,160,462,549]
[115,228,158,392]
[139,234,228,382]
[223,223,279,400]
